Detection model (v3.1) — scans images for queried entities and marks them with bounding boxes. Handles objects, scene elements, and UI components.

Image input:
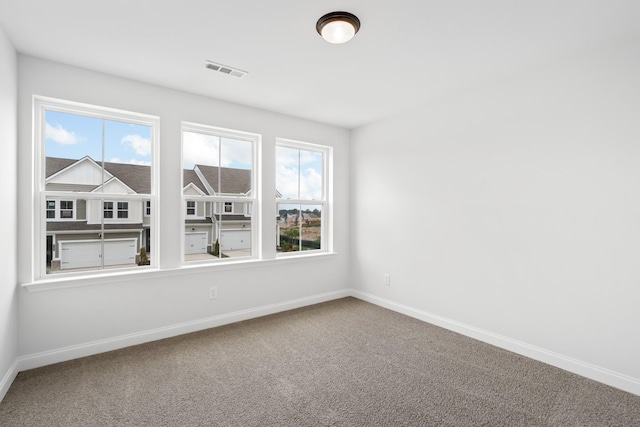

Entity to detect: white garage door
[185,232,207,254]
[60,239,137,270]
[220,230,251,251]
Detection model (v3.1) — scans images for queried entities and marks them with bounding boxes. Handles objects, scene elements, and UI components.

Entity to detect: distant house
[184,164,253,256]
[45,157,252,271]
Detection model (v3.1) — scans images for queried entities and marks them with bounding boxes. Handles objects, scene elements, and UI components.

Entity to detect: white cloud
[122,134,151,157]
[183,132,219,169]
[300,167,322,200]
[275,147,323,200]
[109,157,151,166]
[219,137,252,168]
[128,159,151,166]
[46,122,83,145]
[276,165,299,199]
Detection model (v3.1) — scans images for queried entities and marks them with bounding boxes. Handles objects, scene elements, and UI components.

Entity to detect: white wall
[17,56,350,365]
[0,25,18,399]
[351,38,640,395]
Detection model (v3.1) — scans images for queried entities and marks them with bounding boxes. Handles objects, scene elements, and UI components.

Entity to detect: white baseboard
[350,289,640,397]
[16,289,350,373]
[5,288,638,402]
[0,359,19,403]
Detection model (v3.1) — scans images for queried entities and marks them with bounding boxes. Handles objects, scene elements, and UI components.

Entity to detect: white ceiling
[1,0,640,129]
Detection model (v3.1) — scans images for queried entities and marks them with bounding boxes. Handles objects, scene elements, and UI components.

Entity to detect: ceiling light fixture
[316,11,360,44]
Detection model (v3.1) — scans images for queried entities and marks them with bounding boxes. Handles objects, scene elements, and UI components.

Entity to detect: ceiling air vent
[205,61,247,78]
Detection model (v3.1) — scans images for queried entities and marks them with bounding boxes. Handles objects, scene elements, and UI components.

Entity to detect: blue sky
[45,110,151,165]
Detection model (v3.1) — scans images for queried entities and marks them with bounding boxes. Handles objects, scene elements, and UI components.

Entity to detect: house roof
[101,162,150,194]
[46,157,151,194]
[46,157,251,196]
[46,157,78,178]
[183,170,207,194]
[196,164,251,195]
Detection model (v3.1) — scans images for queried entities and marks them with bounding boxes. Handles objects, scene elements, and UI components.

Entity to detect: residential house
[187,164,253,255]
[45,156,252,271]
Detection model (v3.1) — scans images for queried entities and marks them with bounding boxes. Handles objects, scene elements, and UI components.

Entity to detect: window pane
[182,126,255,264]
[276,146,300,200]
[186,200,196,215]
[45,110,102,167]
[104,119,152,194]
[40,100,156,278]
[45,110,152,194]
[276,140,328,255]
[276,146,323,201]
[47,203,143,274]
[185,201,253,261]
[277,203,323,252]
[103,201,113,218]
[46,200,56,218]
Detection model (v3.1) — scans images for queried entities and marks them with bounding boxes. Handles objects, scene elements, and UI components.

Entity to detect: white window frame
[117,201,129,219]
[45,199,77,221]
[186,200,197,217]
[276,138,332,256]
[103,201,114,219]
[33,96,159,281]
[181,122,260,263]
[213,201,236,215]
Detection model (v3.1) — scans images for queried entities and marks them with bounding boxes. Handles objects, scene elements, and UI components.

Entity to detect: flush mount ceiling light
[316,11,360,44]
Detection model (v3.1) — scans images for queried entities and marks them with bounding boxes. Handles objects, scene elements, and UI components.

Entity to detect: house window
[46,200,55,218]
[276,139,331,254]
[103,201,114,218]
[35,96,158,278]
[182,122,257,262]
[186,201,196,216]
[117,202,129,219]
[59,200,74,218]
[45,199,75,220]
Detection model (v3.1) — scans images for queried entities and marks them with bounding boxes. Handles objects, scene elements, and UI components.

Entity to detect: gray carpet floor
[1,297,639,426]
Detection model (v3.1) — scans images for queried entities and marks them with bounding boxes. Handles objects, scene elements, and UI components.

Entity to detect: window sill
[22,252,338,293]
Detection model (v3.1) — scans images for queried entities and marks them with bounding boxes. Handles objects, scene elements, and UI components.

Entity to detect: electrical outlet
[383,274,391,286]
[209,286,218,300]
